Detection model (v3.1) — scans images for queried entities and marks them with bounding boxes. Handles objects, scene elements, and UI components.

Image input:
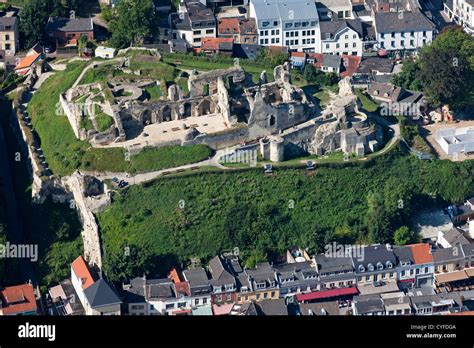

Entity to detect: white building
[319,19,364,56]
[436,127,474,155]
[249,0,321,52]
[445,0,474,34]
[374,11,435,51]
[170,0,216,48]
[95,46,116,59]
[316,0,354,21]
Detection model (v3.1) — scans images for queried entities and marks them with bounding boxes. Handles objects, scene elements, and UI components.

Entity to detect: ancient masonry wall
[63,173,104,270]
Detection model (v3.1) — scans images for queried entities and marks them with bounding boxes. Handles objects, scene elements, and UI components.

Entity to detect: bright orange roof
[201,37,234,51]
[168,267,182,284]
[15,52,41,70]
[409,243,434,265]
[0,284,37,315]
[71,255,95,290]
[291,51,306,58]
[340,54,361,77]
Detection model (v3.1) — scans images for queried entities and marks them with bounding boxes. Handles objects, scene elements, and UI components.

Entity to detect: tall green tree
[391,59,423,91]
[418,27,474,108]
[109,0,158,49]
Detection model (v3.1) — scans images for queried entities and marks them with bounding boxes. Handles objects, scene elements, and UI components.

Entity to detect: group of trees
[98,146,474,283]
[255,47,289,67]
[392,27,474,109]
[20,0,89,48]
[107,0,159,49]
[303,64,339,87]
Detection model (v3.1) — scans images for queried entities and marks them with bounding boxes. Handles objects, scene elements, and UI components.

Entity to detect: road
[82,147,235,185]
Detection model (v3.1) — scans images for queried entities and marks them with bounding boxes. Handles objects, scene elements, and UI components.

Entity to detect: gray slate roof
[374,11,435,33]
[442,228,470,246]
[432,247,465,264]
[208,255,236,286]
[84,278,122,309]
[252,0,319,21]
[46,17,93,33]
[315,254,354,275]
[320,19,364,40]
[256,299,288,315]
[0,16,18,31]
[323,54,341,69]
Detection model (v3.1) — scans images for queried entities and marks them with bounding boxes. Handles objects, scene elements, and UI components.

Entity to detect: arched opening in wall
[162,105,172,122]
[198,99,214,116]
[142,110,152,125]
[183,103,192,118]
[269,114,276,126]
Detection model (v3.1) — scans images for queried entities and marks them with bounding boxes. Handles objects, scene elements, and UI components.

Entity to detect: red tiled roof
[15,52,41,70]
[296,286,358,302]
[218,18,240,35]
[409,243,434,265]
[168,267,183,284]
[340,55,361,77]
[291,51,306,58]
[201,37,234,51]
[0,284,37,315]
[71,255,95,290]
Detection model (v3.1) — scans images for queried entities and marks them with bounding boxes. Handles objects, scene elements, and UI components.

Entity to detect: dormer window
[256,282,266,290]
[262,21,270,27]
[386,261,393,269]
[358,265,365,273]
[368,263,374,272]
[377,262,383,270]
[268,280,275,287]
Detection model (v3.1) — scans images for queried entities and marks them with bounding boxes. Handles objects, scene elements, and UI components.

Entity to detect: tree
[365,191,392,243]
[391,59,423,91]
[303,64,319,83]
[393,226,418,245]
[418,27,474,108]
[109,0,158,49]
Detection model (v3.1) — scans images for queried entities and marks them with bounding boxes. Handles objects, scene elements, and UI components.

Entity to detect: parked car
[44,43,56,54]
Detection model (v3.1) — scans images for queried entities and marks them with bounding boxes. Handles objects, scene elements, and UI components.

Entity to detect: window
[345,35,349,39]
[276,29,279,35]
[311,38,315,44]
[271,29,275,35]
[271,291,275,297]
[401,40,404,47]
[194,299,199,305]
[302,39,306,44]
[391,32,395,38]
[365,275,370,281]
[345,10,350,17]
[165,303,175,309]
[203,298,207,304]
[256,293,261,300]
[416,268,420,275]
[337,11,344,19]
[264,39,268,44]
[290,32,294,37]
[276,38,280,43]
[5,35,10,41]
[423,31,427,37]
[424,267,429,273]
[336,43,340,48]
[274,21,278,26]
[271,38,275,44]
[286,32,289,37]
[193,30,201,35]
[285,40,289,46]
[345,43,349,48]
[260,39,265,45]
[311,30,315,35]
[391,41,395,47]
[381,33,385,39]
[326,44,330,49]
[353,34,357,39]
[206,29,213,34]
[295,40,299,45]
[193,38,200,43]
[295,31,299,37]
[410,40,414,46]
[353,43,356,48]
[263,292,268,299]
[262,21,270,27]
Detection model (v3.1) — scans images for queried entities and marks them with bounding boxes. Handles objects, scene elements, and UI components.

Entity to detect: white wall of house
[71,265,88,314]
[321,26,363,56]
[376,30,433,50]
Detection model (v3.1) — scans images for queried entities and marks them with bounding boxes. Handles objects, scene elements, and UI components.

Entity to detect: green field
[27,61,213,175]
[98,146,474,283]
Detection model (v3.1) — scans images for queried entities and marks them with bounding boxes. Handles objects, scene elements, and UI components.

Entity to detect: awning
[466,268,474,277]
[435,270,469,284]
[296,286,358,302]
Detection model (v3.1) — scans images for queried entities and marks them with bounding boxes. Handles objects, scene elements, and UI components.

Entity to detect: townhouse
[208,255,238,304]
[218,17,258,45]
[45,17,94,48]
[183,267,213,307]
[274,261,319,297]
[249,0,321,52]
[0,284,37,315]
[316,0,354,21]
[444,0,474,34]
[170,0,216,48]
[393,243,434,290]
[374,11,435,51]
[71,256,122,315]
[239,262,280,302]
[319,19,365,56]
[351,244,397,287]
[0,11,19,55]
[314,254,356,290]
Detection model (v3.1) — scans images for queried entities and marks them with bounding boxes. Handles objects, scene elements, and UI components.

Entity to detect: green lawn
[355,88,380,113]
[144,84,162,100]
[94,104,114,132]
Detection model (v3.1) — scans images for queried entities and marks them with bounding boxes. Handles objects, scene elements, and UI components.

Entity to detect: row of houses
[168,0,438,57]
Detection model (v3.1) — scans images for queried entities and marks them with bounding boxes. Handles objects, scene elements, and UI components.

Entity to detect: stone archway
[162,105,172,122]
[198,99,215,116]
[141,110,152,125]
[183,102,192,118]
